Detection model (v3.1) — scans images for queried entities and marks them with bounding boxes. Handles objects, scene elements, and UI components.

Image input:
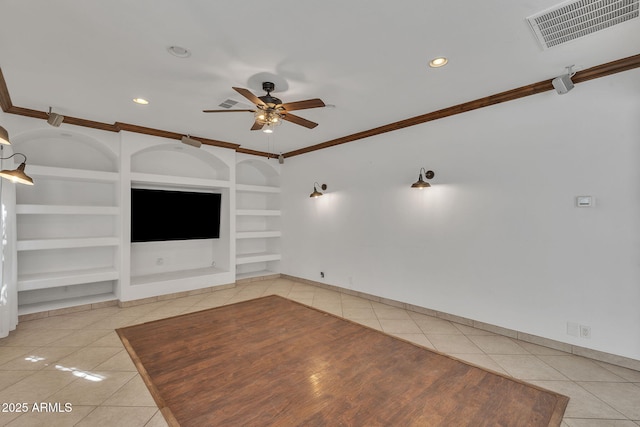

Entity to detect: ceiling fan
[203,82,325,133]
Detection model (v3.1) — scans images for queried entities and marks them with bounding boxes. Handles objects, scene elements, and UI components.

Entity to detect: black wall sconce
[411,168,434,189]
[310,182,327,198]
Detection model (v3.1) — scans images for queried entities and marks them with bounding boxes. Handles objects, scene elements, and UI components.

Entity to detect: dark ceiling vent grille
[527,0,639,49]
[218,99,239,109]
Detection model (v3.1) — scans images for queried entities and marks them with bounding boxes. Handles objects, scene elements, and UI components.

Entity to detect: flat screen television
[131,188,221,242]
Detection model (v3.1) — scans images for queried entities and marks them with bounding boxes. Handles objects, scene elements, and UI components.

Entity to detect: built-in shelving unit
[12,132,120,315]
[121,140,235,301]
[8,129,284,314]
[235,158,281,280]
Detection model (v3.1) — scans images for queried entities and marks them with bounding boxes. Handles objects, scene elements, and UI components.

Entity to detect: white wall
[280,68,640,361]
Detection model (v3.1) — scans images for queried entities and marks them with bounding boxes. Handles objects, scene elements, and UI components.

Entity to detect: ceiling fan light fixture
[204,82,325,132]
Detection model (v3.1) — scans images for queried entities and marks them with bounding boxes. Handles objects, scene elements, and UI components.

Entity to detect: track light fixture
[181,135,202,148]
[0,125,11,145]
[411,168,435,189]
[552,65,575,95]
[310,182,327,198]
[47,107,64,127]
[0,151,34,185]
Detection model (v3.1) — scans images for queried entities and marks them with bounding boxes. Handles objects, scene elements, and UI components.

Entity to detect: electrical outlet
[156,257,164,266]
[320,272,325,278]
[566,322,580,337]
[580,325,591,339]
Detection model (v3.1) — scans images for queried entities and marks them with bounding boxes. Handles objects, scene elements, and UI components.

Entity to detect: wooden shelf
[236,252,282,265]
[16,204,119,215]
[18,267,119,292]
[17,237,120,251]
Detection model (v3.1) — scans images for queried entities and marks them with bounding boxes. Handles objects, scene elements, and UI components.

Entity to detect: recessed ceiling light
[429,57,448,68]
[133,98,149,105]
[167,46,191,58]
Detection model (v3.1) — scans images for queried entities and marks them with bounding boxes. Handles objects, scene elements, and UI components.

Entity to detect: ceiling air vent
[527,0,639,49]
[218,99,239,109]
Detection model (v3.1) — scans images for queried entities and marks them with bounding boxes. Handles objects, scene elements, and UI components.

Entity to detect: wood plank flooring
[117,295,568,426]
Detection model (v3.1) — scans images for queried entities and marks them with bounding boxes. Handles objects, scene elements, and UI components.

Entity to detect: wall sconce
[0,126,11,145]
[47,107,64,127]
[310,182,327,198]
[0,127,34,185]
[0,152,34,185]
[411,168,434,189]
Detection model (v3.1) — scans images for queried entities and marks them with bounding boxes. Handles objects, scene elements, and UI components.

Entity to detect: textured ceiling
[0,1,638,156]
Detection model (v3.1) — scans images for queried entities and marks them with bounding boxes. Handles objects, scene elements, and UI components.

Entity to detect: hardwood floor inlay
[117,295,568,426]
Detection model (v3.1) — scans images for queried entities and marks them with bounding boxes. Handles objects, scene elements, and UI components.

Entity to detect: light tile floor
[1,278,639,426]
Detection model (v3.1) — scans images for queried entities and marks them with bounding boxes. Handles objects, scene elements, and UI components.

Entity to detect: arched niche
[236,158,280,187]
[9,128,117,172]
[131,145,230,181]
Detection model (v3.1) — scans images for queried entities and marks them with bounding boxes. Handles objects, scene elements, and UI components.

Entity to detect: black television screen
[131,188,221,242]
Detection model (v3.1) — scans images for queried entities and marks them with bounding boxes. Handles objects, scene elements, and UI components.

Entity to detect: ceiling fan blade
[281,113,318,129]
[279,98,325,111]
[233,87,266,107]
[202,109,255,113]
[250,120,264,131]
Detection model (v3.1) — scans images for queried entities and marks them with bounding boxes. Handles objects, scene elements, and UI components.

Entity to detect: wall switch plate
[576,196,592,207]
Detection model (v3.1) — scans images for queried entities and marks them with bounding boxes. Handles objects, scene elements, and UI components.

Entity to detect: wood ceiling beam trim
[0,71,243,151]
[2,53,639,160]
[0,68,13,112]
[236,147,278,158]
[284,53,640,158]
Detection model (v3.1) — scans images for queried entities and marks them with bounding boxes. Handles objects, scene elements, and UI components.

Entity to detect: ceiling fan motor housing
[262,81,275,92]
[259,82,281,105]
